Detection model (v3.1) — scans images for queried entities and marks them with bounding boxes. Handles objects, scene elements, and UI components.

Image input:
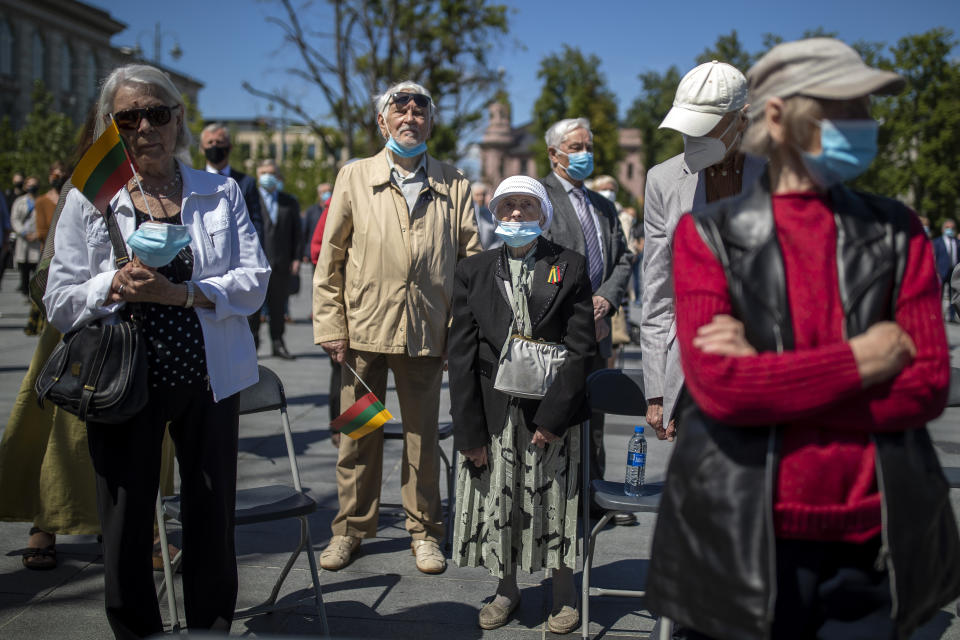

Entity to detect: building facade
[479,102,646,203]
[0,0,201,128]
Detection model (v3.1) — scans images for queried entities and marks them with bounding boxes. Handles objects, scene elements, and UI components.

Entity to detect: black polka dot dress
[134,210,207,389]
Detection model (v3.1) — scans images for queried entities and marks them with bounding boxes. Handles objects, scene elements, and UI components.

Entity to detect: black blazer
[227,167,263,241]
[448,237,597,452]
[259,190,303,272]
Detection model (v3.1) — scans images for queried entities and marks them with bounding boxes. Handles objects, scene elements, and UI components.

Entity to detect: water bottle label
[627,452,645,467]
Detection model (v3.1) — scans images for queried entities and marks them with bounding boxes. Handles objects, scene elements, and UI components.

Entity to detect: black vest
[645,173,960,640]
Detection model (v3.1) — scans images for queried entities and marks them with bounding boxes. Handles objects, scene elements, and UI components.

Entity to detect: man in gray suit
[540,117,631,503]
[641,61,765,441]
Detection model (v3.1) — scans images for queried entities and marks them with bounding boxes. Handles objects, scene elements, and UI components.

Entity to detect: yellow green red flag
[331,392,393,439]
[71,120,135,214]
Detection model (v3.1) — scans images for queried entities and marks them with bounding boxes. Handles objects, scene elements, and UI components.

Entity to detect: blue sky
[91,0,959,135]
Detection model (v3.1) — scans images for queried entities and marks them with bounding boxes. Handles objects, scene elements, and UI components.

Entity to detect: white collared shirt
[386,152,427,214]
[205,163,232,177]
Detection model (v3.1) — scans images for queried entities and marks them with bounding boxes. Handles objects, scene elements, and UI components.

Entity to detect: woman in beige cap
[645,38,960,639]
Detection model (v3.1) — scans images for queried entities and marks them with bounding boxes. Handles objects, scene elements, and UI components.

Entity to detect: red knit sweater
[672,191,949,542]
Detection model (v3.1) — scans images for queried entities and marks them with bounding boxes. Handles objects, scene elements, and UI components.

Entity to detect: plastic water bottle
[624,426,647,496]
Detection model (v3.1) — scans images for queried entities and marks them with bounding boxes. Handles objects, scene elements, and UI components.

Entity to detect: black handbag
[35,205,148,424]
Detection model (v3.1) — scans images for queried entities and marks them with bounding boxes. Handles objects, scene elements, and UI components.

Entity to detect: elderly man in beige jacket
[313,80,481,574]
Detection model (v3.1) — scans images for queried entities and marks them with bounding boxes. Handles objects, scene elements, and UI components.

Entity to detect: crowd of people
[0,34,958,640]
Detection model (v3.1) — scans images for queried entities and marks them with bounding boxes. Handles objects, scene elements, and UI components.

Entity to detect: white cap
[659,60,748,137]
[487,175,554,232]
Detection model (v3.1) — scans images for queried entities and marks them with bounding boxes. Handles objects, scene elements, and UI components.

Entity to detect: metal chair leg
[156,492,180,631]
[302,520,330,636]
[659,616,674,640]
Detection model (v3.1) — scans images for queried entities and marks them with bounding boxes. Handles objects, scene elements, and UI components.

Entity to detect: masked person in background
[44,64,269,639]
[641,61,766,443]
[646,38,960,639]
[201,122,263,242]
[933,218,959,322]
[448,175,595,634]
[11,176,42,297]
[539,118,630,521]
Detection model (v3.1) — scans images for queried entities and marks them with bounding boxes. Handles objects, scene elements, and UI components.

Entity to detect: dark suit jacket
[541,172,631,356]
[260,190,303,273]
[227,167,264,241]
[448,237,597,452]
[934,235,958,283]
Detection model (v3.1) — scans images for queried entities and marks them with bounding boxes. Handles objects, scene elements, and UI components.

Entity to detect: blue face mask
[800,119,878,188]
[386,135,427,158]
[945,228,956,238]
[495,220,542,248]
[320,191,331,204]
[558,150,594,181]
[127,221,193,268]
[258,173,279,192]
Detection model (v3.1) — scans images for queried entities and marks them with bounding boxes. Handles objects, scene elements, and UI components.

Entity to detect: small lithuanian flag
[331,392,394,439]
[71,119,135,214]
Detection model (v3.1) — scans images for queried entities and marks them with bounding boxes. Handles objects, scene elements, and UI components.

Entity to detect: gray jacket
[640,153,766,422]
[541,172,631,358]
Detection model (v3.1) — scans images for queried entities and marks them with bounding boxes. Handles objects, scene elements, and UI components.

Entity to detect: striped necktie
[571,187,604,291]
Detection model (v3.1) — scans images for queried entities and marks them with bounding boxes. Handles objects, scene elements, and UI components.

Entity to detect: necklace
[137,168,182,199]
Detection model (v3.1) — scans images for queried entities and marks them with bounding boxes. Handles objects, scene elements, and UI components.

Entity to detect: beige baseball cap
[747,38,905,119]
[659,60,748,137]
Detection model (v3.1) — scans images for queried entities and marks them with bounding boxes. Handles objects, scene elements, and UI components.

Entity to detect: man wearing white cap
[640,60,765,442]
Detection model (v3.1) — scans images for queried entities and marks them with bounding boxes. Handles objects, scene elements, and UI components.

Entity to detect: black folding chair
[581,368,672,639]
[156,365,329,634]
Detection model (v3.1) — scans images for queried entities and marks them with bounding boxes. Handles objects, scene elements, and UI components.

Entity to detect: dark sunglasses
[113,105,177,130]
[390,92,431,110]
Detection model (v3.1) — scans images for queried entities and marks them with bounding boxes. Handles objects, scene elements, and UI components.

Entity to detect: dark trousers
[87,387,240,639]
[248,267,288,343]
[684,537,894,640]
[18,261,35,294]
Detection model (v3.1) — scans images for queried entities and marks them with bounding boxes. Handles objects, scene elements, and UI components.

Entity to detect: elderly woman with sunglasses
[645,39,960,639]
[44,64,269,639]
[448,175,596,634]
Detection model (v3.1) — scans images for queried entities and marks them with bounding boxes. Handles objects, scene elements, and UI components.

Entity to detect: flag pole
[109,115,156,222]
[341,361,375,396]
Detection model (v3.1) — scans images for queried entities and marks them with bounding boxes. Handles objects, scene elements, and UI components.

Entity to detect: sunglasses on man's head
[112,105,177,130]
[390,92,431,110]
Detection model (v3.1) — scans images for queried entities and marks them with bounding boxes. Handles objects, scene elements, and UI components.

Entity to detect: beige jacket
[313,149,481,356]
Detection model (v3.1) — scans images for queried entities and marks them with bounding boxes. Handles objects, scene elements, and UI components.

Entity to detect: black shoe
[612,512,637,526]
[272,340,295,360]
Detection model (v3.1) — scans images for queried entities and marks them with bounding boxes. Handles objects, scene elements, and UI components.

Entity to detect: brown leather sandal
[23,527,57,570]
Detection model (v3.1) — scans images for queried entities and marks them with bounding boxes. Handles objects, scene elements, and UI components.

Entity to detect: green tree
[625,66,684,176]
[244,0,509,163]
[529,46,621,178]
[5,82,78,188]
[695,30,756,71]
[854,29,960,223]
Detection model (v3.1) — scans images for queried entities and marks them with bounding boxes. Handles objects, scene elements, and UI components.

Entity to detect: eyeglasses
[113,105,177,130]
[390,92,431,110]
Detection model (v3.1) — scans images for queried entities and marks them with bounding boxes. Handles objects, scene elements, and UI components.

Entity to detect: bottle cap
[635,425,644,433]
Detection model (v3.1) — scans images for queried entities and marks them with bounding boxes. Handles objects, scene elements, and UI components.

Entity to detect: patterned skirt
[452,406,580,578]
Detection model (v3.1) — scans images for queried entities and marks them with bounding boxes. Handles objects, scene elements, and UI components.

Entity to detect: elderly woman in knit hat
[644,38,960,639]
[448,175,597,633]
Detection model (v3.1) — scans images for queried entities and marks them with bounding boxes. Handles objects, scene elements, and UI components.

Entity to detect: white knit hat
[487,175,554,232]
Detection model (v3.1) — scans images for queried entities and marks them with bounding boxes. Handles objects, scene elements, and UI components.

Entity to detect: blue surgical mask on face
[127,221,192,268]
[800,119,879,188]
[386,135,427,158]
[258,173,279,192]
[558,150,594,181]
[494,220,542,247]
[945,228,956,238]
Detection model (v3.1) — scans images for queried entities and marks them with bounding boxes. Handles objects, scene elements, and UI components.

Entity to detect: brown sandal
[23,527,57,570]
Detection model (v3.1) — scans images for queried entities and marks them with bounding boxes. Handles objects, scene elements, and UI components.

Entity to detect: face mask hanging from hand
[800,119,879,188]
[127,222,193,268]
[495,220,543,247]
[557,150,594,181]
[682,116,739,174]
